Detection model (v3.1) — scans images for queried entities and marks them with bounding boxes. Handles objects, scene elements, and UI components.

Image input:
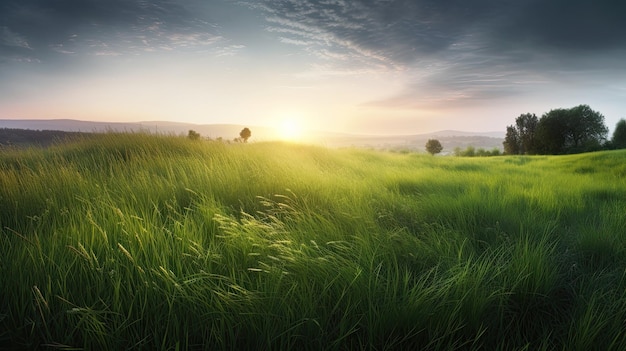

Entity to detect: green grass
[1,132,626,350]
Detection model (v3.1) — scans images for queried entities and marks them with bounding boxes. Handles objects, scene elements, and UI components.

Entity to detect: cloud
[245,0,508,68]
[499,0,626,52]
[1,26,32,50]
[2,0,624,113]
[0,0,223,63]
[246,0,626,108]
[5,0,622,71]
[251,0,626,67]
[214,44,245,57]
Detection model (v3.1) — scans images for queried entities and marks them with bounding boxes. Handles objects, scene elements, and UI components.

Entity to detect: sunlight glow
[277,118,304,141]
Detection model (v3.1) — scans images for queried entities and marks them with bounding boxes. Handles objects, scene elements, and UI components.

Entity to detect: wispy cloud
[1,26,32,50]
[245,0,504,69]
[0,0,226,64]
[244,0,626,108]
[1,0,624,130]
[215,44,246,57]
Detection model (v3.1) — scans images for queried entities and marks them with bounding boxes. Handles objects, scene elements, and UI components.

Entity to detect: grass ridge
[1,133,626,349]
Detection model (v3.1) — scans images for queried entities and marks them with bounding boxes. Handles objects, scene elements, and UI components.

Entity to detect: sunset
[3,1,626,350]
[277,117,304,141]
[1,0,625,135]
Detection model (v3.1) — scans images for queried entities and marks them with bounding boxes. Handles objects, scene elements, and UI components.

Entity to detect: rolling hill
[0,118,504,151]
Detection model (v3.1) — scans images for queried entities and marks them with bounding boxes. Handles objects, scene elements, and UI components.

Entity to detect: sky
[1,0,625,136]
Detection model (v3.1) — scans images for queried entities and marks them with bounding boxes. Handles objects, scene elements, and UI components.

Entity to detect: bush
[425,139,443,155]
[188,130,201,140]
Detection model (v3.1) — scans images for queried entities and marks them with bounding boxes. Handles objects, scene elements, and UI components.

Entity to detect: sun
[277,118,304,141]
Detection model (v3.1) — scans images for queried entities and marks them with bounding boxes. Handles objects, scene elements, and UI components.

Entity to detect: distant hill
[421,130,504,138]
[0,119,278,141]
[0,119,504,151]
[0,128,92,148]
[314,131,504,152]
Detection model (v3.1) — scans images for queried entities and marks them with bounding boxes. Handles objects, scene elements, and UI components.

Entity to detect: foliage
[535,108,569,154]
[503,125,520,155]
[2,133,626,350]
[239,127,252,143]
[612,119,626,149]
[454,146,501,157]
[505,105,608,155]
[537,105,608,154]
[517,113,539,154]
[0,128,90,148]
[567,105,608,150]
[425,139,443,155]
[187,129,201,140]
[503,113,538,155]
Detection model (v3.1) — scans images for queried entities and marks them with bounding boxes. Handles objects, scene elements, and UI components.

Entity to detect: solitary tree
[188,129,201,140]
[239,128,251,143]
[425,139,443,155]
[612,119,626,149]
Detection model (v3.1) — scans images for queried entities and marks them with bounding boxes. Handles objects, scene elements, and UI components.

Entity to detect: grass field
[1,133,626,350]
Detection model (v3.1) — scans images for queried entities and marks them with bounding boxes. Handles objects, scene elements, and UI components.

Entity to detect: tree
[425,139,443,155]
[239,128,251,143]
[567,105,608,151]
[503,125,520,155]
[516,113,538,154]
[503,113,538,154]
[536,105,608,154]
[188,130,201,140]
[463,146,475,157]
[612,119,626,149]
[536,108,569,154]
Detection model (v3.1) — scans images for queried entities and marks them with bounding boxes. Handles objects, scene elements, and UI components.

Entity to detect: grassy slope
[1,133,626,350]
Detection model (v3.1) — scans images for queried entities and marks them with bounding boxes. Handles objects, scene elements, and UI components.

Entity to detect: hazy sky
[1,0,625,135]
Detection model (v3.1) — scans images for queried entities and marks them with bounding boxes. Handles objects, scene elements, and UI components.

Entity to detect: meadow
[1,133,626,350]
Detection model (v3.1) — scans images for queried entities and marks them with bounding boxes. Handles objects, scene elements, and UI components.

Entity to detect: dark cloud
[501,0,626,52]
[0,0,220,63]
[249,0,626,68]
[244,0,626,109]
[246,0,506,67]
[2,0,624,111]
[5,0,623,68]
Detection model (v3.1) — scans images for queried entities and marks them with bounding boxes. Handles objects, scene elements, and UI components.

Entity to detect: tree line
[503,104,626,155]
[188,127,251,143]
[425,104,625,156]
[0,128,91,148]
